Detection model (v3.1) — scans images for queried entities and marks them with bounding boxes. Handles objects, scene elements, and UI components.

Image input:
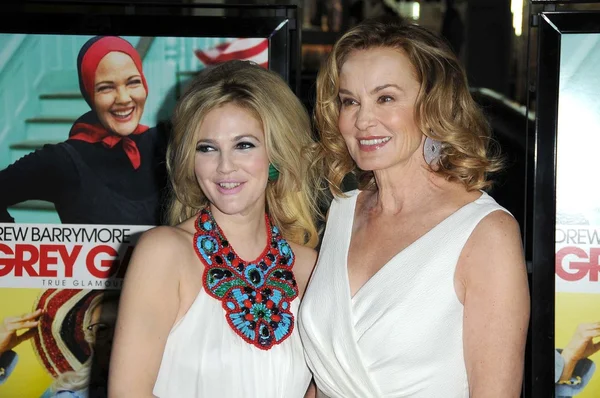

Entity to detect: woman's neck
[369,158,451,215]
[209,202,268,261]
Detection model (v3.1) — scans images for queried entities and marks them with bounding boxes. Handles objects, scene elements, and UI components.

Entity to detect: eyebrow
[370,84,402,94]
[196,134,261,144]
[339,84,402,96]
[233,134,261,141]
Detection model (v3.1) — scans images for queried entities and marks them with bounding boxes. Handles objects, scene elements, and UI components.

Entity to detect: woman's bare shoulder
[290,242,318,266]
[472,208,520,243]
[137,226,190,252]
[458,208,524,278]
[140,222,193,243]
[130,219,197,272]
[289,242,318,297]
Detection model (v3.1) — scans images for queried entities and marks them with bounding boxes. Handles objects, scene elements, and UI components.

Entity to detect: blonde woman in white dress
[108,60,322,397]
[299,18,530,398]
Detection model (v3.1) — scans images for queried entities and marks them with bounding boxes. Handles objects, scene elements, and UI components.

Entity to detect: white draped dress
[299,190,510,398]
[153,289,311,397]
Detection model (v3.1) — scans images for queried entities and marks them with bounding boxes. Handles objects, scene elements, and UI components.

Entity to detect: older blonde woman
[299,19,530,398]
[109,60,322,397]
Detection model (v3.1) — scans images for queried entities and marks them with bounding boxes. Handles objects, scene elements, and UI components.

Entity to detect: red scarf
[69,117,149,169]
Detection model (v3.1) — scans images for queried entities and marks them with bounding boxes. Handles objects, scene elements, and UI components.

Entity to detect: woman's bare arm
[457,211,530,398]
[288,242,318,298]
[304,380,317,398]
[108,227,186,397]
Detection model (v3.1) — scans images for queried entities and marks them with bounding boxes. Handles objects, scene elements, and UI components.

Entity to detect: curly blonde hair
[315,18,503,196]
[167,60,322,248]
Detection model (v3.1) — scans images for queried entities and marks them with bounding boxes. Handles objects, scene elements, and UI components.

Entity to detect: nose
[354,103,377,131]
[115,86,132,104]
[217,152,237,174]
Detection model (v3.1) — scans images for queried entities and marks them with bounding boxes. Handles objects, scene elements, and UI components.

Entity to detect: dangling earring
[268,163,280,181]
[423,135,442,165]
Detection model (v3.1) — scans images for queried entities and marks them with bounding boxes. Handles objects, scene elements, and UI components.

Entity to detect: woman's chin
[355,161,385,172]
[105,114,141,136]
[109,124,138,137]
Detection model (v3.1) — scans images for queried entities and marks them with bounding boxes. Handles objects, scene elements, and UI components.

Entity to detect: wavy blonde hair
[167,60,322,248]
[316,18,503,196]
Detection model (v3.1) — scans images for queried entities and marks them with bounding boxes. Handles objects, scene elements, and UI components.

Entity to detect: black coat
[0,127,168,225]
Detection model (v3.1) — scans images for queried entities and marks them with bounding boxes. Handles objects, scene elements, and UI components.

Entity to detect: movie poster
[554,34,600,398]
[0,33,268,397]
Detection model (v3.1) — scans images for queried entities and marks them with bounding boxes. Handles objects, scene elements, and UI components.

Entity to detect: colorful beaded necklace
[194,207,298,350]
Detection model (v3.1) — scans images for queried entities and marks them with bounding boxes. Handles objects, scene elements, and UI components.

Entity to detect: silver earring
[424,136,442,165]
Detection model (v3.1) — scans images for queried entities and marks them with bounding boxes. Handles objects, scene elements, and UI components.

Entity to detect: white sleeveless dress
[153,288,311,397]
[299,190,510,398]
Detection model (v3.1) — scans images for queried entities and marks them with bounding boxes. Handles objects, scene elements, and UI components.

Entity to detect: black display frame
[0,2,298,91]
[530,10,600,398]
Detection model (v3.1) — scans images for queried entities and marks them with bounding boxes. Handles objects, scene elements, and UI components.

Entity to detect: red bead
[244,300,252,308]
[255,293,262,302]
[245,314,254,321]
[271,314,281,322]
[266,300,274,309]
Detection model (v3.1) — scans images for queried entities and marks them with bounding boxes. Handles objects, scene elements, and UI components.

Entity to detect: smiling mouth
[218,182,242,189]
[359,137,391,145]
[111,108,134,119]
